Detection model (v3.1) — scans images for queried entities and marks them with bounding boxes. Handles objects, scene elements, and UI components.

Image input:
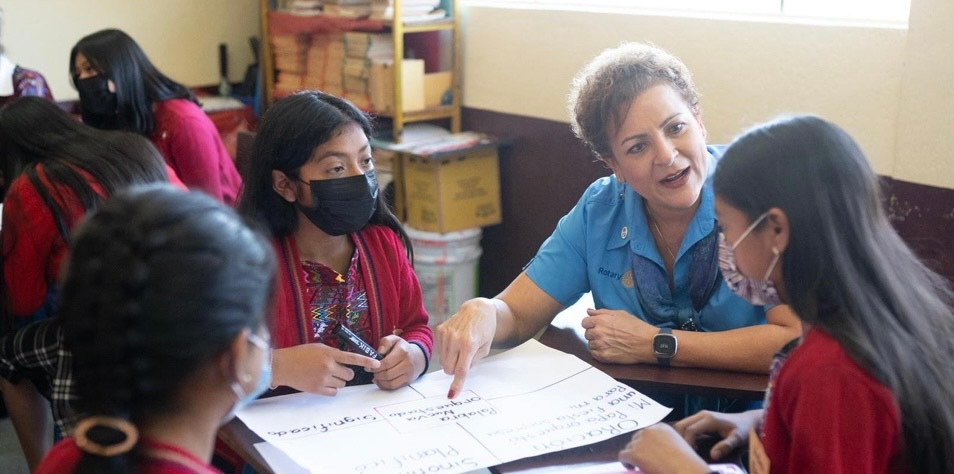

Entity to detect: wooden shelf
[374,105,456,122]
[260,0,461,141]
[399,21,454,33]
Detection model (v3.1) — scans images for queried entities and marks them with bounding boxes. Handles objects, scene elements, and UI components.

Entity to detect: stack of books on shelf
[341,32,393,110]
[323,0,372,18]
[271,35,309,96]
[370,0,445,22]
[303,33,346,97]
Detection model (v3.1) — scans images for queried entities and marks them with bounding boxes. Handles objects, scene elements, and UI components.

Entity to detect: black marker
[334,323,383,360]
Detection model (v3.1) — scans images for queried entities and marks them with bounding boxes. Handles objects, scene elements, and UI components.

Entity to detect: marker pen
[334,323,383,360]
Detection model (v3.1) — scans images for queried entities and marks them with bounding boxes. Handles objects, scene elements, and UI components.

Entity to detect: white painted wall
[0,0,259,101]
[893,0,954,188]
[459,2,953,189]
[1,0,950,188]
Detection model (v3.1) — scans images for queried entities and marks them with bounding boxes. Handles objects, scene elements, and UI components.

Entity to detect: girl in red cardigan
[69,29,241,206]
[239,91,432,396]
[0,97,173,470]
[619,116,954,473]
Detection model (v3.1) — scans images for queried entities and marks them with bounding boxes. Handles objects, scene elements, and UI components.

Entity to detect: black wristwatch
[653,327,677,367]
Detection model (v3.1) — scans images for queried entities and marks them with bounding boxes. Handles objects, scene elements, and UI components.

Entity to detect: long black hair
[714,115,954,473]
[0,97,167,238]
[69,29,196,137]
[0,97,168,320]
[238,90,412,259]
[61,185,275,474]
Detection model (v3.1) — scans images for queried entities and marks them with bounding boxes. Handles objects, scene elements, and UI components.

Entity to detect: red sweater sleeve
[391,232,433,358]
[366,226,432,358]
[2,177,64,317]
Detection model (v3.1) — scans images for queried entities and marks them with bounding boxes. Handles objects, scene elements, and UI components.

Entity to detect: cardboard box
[402,145,501,233]
[424,71,452,108]
[369,59,425,113]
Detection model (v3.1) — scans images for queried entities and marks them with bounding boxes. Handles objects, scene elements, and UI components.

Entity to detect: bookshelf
[258,0,461,142]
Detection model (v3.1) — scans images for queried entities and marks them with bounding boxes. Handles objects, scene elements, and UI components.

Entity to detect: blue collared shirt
[525,146,767,331]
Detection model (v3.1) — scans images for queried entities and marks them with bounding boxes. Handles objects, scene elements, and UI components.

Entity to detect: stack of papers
[323,0,371,18]
[303,34,345,97]
[282,0,322,15]
[372,124,493,156]
[370,0,444,21]
[341,32,395,110]
[271,35,310,96]
[343,31,393,61]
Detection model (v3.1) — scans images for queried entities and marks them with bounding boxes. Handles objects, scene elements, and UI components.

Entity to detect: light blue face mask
[223,330,272,423]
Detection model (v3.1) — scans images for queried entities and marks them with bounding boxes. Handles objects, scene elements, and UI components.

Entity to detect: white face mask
[718,212,781,306]
[222,331,271,424]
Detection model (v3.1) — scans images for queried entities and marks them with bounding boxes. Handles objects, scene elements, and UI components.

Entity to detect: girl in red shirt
[619,116,954,473]
[36,186,275,474]
[239,91,432,396]
[70,29,242,205]
[0,97,172,470]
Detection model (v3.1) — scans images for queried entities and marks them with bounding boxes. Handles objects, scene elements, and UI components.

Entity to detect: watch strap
[656,327,673,367]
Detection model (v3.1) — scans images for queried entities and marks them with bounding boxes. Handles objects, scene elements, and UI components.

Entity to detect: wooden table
[539,305,768,401]
[219,418,273,474]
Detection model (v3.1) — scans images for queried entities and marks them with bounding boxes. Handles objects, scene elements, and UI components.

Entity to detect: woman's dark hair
[238,90,412,259]
[61,185,275,473]
[714,115,954,473]
[69,29,197,137]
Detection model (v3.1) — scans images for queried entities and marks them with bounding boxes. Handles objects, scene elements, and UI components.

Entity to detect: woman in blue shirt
[436,43,800,400]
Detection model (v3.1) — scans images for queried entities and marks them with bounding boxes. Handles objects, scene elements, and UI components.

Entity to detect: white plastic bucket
[406,225,482,325]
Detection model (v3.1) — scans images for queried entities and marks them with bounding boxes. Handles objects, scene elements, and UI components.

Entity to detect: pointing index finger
[447,349,476,399]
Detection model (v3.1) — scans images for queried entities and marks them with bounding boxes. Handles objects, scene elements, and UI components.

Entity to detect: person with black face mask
[69,29,242,206]
[238,91,432,399]
[72,73,118,130]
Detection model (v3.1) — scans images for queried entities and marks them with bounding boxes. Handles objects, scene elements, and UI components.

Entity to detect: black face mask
[75,75,119,130]
[297,171,379,236]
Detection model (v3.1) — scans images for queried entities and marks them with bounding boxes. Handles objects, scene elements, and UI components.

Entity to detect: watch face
[653,334,677,357]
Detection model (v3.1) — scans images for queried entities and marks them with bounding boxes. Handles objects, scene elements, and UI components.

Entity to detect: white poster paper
[237,339,671,473]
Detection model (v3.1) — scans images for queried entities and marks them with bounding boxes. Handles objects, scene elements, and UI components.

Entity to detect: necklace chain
[650,216,677,262]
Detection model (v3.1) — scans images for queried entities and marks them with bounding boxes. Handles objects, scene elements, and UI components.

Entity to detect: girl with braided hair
[0,96,176,470]
[36,185,275,474]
